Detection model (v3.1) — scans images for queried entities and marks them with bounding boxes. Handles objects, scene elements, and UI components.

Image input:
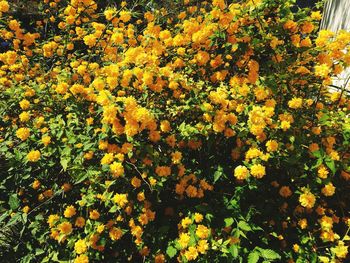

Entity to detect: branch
[125,160,153,192]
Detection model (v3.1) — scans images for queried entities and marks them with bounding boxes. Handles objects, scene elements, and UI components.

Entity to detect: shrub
[0,0,349,262]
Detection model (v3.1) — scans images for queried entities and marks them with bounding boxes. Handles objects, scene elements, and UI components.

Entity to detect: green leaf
[312,150,322,158]
[21,213,27,224]
[35,248,45,256]
[248,251,260,263]
[166,246,177,258]
[0,211,8,223]
[9,194,20,210]
[214,166,224,183]
[238,221,251,231]
[109,205,118,213]
[224,217,234,227]
[311,157,324,169]
[325,159,336,174]
[74,171,89,185]
[60,158,69,171]
[261,249,280,260]
[229,244,238,258]
[319,114,330,123]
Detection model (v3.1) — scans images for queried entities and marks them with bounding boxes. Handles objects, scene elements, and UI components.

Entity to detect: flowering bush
[0,0,349,262]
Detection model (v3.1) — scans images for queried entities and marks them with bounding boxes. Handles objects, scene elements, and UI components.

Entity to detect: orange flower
[57,221,73,235]
[283,20,298,32]
[89,210,100,220]
[279,186,292,198]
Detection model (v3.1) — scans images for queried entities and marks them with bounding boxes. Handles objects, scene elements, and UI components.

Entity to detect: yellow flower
[329,151,340,161]
[101,153,114,165]
[19,99,30,110]
[178,232,190,248]
[293,244,299,253]
[288,97,303,109]
[318,165,329,179]
[109,227,123,241]
[111,32,124,45]
[331,241,348,259]
[314,64,330,78]
[41,135,51,146]
[74,239,87,254]
[110,162,124,177]
[27,150,41,162]
[321,183,336,196]
[0,0,9,13]
[113,193,128,208]
[47,214,59,227]
[84,151,94,160]
[19,111,30,122]
[184,246,198,261]
[181,217,192,229]
[299,190,316,209]
[194,213,203,223]
[74,254,89,263]
[298,218,307,229]
[245,147,263,160]
[64,205,76,218]
[311,11,322,20]
[16,127,30,141]
[196,225,210,239]
[119,11,131,22]
[250,164,266,179]
[266,140,278,152]
[319,215,333,230]
[149,177,157,186]
[197,239,209,254]
[280,120,291,131]
[234,165,249,180]
[32,179,41,190]
[83,34,96,47]
[104,8,116,21]
[22,206,30,213]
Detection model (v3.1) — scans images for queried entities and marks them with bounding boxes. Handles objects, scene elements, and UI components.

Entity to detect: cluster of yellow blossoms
[0,0,349,262]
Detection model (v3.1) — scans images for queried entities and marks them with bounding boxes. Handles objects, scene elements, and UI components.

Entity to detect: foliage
[0,0,349,262]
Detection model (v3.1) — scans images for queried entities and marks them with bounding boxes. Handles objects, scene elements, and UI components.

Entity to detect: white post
[320,0,350,90]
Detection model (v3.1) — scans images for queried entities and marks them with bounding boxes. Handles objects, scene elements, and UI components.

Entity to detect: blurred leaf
[248,251,260,263]
[9,194,19,210]
[166,245,177,258]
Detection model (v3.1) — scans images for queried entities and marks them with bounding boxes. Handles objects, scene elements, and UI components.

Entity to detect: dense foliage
[0,0,349,262]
